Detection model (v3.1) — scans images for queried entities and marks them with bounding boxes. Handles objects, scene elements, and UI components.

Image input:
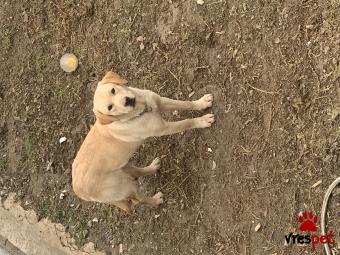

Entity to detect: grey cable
[321,177,340,255]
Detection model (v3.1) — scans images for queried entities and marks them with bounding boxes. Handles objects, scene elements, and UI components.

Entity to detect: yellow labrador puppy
[72,71,214,213]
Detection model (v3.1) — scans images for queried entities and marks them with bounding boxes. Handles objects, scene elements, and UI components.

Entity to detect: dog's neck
[117,104,152,122]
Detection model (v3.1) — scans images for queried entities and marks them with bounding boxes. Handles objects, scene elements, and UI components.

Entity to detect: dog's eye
[111,88,115,95]
[108,105,113,111]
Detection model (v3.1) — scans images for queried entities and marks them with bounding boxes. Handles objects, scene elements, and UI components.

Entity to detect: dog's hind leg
[132,192,164,208]
[111,200,133,214]
[122,158,161,178]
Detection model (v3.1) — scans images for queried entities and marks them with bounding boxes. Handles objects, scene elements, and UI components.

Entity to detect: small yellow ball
[60,53,78,73]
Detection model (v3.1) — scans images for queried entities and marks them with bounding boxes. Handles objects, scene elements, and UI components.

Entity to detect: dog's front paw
[152,192,164,207]
[148,157,161,172]
[195,114,215,128]
[195,94,213,110]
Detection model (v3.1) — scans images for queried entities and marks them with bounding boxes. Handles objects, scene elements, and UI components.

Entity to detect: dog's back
[72,123,138,202]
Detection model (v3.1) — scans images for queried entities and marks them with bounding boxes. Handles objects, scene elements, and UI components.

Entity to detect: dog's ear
[99,71,128,85]
[93,109,119,125]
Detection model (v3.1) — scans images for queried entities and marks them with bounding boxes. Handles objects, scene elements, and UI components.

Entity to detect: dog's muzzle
[125,97,136,107]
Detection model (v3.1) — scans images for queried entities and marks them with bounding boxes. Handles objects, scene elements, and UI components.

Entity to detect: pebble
[136,36,144,42]
[59,137,67,144]
[255,223,261,232]
[212,161,216,170]
[83,229,89,238]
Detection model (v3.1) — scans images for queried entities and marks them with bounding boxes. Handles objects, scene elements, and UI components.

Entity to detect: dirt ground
[0,0,339,254]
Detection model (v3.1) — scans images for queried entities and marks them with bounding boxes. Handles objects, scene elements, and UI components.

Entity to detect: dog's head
[93,71,144,125]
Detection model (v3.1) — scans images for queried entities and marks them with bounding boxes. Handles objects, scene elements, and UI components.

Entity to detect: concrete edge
[0,234,26,255]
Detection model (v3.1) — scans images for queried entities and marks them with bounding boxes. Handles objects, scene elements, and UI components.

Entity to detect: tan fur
[72,71,215,213]
[99,71,128,85]
[93,109,119,125]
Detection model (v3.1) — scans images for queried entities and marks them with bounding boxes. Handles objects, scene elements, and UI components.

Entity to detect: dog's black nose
[125,97,136,107]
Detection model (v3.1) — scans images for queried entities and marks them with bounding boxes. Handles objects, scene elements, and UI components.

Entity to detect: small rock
[59,137,67,144]
[83,242,96,253]
[205,32,213,41]
[196,0,204,5]
[87,220,92,228]
[230,6,237,16]
[83,229,89,238]
[172,110,179,116]
[59,193,65,200]
[23,12,28,22]
[155,214,160,219]
[128,244,135,251]
[212,161,216,170]
[189,91,195,98]
[331,107,340,119]
[92,217,99,223]
[119,244,123,254]
[324,46,330,54]
[136,36,144,42]
[232,48,238,58]
[139,42,145,51]
[255,223,261,232]
[207,148,212,152]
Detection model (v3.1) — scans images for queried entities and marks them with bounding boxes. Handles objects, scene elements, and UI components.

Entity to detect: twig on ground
[247,84,278,95]
[309,61,321,92]
[129,13,138,28]
[167,69,181,88]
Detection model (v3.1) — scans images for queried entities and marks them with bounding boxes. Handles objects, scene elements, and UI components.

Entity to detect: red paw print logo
[299,212,318,232]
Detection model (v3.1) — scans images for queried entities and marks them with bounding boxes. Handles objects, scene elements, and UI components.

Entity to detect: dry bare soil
[0,0,339,254]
